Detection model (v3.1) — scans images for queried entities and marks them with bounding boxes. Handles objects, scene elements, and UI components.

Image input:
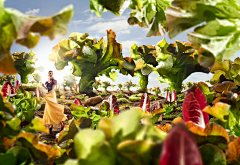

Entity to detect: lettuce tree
[130,44,158,92]
[155,38,209,93]
[131,38,209,94]
[49,29,135,94]
[12,51,37,84]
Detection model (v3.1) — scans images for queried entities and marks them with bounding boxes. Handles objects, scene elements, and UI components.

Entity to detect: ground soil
[22,89,183,146]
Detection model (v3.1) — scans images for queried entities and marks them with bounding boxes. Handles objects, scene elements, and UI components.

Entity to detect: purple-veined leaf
[74,98,82,106]
[182,86,209,128]
[1,81,14,97]
[36,87,40,99]
[108,94,119,114]
[171,89,176,102]
[15,80,20,94]
[140,93,150,112]
[159,123,202,165]
[166,91,171,102]
[153,102,163,111]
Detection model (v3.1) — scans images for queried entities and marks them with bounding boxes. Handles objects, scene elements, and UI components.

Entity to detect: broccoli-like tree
[102,81,111,91]
[124,80,133,91]
[4,74,16,85]
[182,83,187,91]
[92,80,101,91]
[163,87,169,93]
[12,51,37,84]
[152,87,161,96]
[32,72,41,83]
[117,83,123,90]
[148,88,152,93]
[49,29,135,94]
[63,74,77,90]
[0,76,5,85]
[186,81,193,88]
[130,45,158,93]
[111,84,116,91]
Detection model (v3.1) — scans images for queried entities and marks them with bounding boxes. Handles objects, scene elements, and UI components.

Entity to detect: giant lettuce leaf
[166,0,240,66]
[89,0,171,37]
[0,0,73,74]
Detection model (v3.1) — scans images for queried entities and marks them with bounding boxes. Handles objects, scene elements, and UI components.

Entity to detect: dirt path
[24,89,183,146]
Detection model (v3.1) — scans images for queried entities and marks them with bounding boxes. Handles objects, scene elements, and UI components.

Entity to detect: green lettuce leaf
[0,1,73,74]
[166,0,240,65]
[89,0,171,37]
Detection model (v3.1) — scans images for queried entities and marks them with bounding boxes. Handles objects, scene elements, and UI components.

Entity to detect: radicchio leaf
[166,91,171,102]
[182,86,209,128]
[75,84,80,93]
[36,87,40,99]
[1,81,14,97]
[159,123,202,165]
[140,93,150,112]
[108,95,119,114]
[74,98,82,106]
[15,80,20,94]
[171,89,176,102]
[153,102,163,111]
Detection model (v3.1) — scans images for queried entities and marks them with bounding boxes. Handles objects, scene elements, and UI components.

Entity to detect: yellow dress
[43,90,67,126]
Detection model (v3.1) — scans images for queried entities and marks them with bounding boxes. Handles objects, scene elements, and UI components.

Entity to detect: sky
[3,0,237,90]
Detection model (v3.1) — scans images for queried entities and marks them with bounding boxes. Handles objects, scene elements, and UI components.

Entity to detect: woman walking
[42,70,67,134]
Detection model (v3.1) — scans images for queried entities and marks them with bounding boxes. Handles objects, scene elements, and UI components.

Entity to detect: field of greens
[1,0,240,165]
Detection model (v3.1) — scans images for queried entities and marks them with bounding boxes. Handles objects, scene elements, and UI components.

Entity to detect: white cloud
[149,75,159,82]
[88,20,129,34]
[118,30,131,34]
[25,8,40,15]
[83,9,90,13]
[111,15,128,21]
[72,14,104,25]
[184,73,213,83]
[121,40,141,53]
[72,20,83,25]
[89,34,102,40]
[141,28,149,33]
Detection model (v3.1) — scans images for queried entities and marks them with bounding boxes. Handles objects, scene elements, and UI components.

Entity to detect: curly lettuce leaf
[89,0,171,37]
[166,0,240,65]
[0,1,73,74]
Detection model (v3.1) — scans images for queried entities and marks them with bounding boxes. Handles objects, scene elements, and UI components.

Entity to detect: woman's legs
[48,122,64,134]
[49,124,53,134]
[60,121,64,131]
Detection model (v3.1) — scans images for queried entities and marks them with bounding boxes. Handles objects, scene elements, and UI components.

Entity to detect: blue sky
[4,0,231,89]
